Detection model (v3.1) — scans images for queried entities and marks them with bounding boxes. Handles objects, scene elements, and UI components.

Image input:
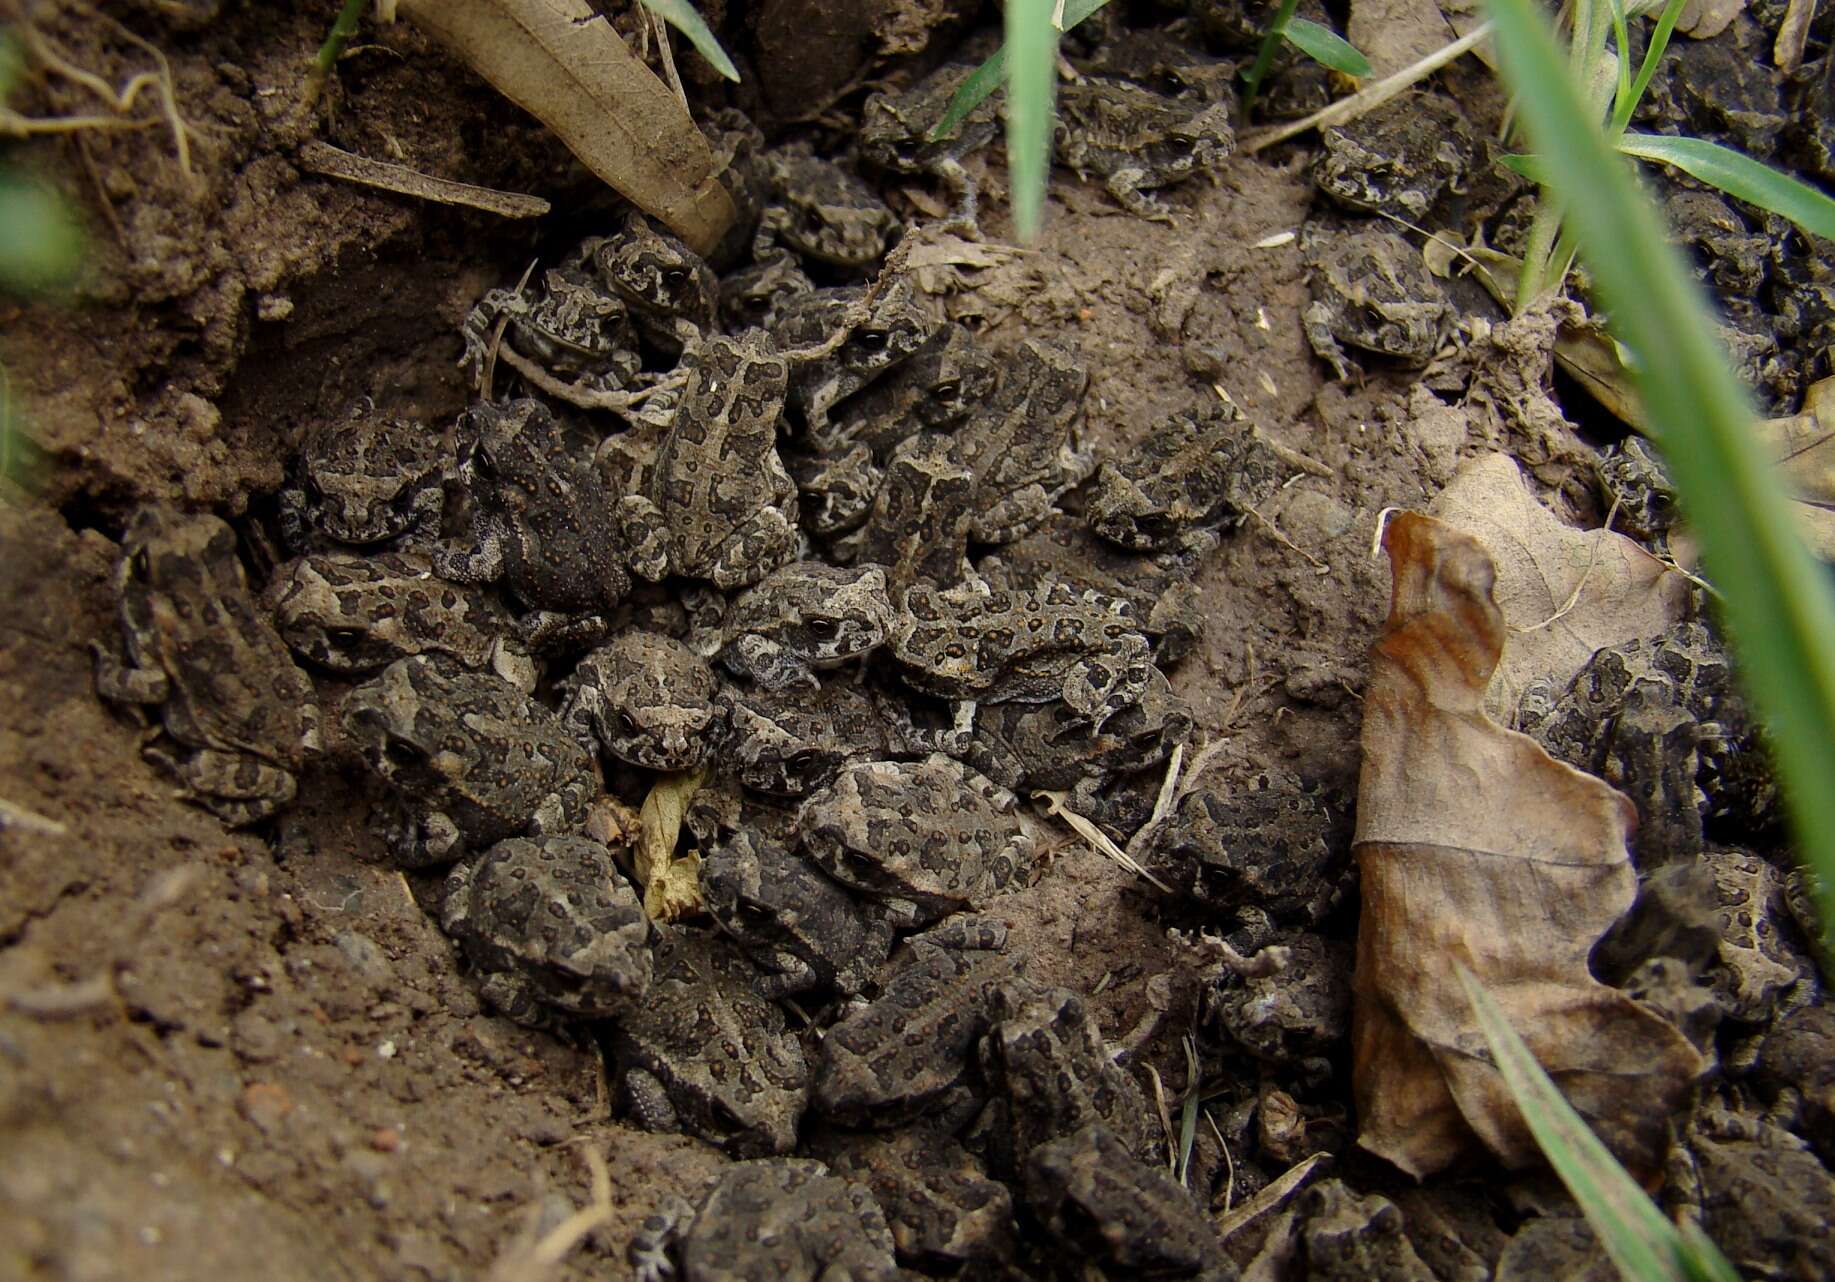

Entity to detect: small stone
[369,1127,402,1153]
[230,1008,283,1064]
[238,1082,294,1134]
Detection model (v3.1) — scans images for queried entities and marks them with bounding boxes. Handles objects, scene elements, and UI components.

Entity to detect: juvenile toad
[1025,1124,1237,1281]
[593,209,718,357]
[810,1128,1017,1269]
[647,331,800,589]
[94,506,320,827]
[341,655,597,866]
[976,979,1156,1174]
[757,143,901,271]
[437,399,669,641]
[708,561,895,691]
[1087,399,1281,552]
[629,1158,899,1282]
[278,402,446,554]
[860,64,1000,235]
[557,631,721,771]
[460,241,640,404]
[797,754,1029,926]
[613,928,808,1157]
[1053,77,1235,222]
[715,678,899,797]
[952,337,1092,544]
[1302,227,1452,380]
[1298,1181,1439,1282]
[700,828,894,997]
[266,551,534,691]
[813,924,1014,1128]
[890,577,1156,731]
[771,281,939,434]
[441,835,650,1025]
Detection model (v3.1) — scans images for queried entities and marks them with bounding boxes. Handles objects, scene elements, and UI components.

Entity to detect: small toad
[278,401,446,554]
[700,828,895,997]
[810,1128,1017,1270]
[266,551,534,691]
[860,64,1000,235]
[593,210,718,358]
[770,280,940,434]
[889,576,1156,732]
[813,923,1014,1129]
[756,143,902,271]
[1025,1124,1236,1281]
[952,337,1092,545]
[612,928,808,1157]
[797,754,1029,926]
[341,655,597,866]
[1053,77,1235,222]
[1087,398,1281,552]
[706,561,895,691]
[94,506,320,827]
[715,678,900,797]
[437,398,670,643]
[1302,227,1452,380]
[628,1159,899,1282]
[646,331,801,590]
[441,834,650,1025]
[460,241,641,404]
[557,631,721,772]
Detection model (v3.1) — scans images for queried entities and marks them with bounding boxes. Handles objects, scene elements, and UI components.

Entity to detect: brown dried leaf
[1427,453,1689,719]
[635,768,707,922]
[392,0,734,256]
[1352,513,1702,1182]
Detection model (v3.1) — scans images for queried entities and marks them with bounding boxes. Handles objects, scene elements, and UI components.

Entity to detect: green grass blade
[1606,0,1635,128]
[1241,0,1302,116]
[1005,0,1057,242]
[1617,134,1835,240]
[1458,967,1739,1282]
[1615,0,1688,132]
[636,0,739,82]
[928,0,1113,142]
[931,47,1007,142]
[1282,19,1372,78]
[0,175,84,296]
[1486,0,1835,933]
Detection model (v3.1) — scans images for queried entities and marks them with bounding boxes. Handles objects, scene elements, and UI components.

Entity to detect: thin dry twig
[1214,1152,1329,1240]
[1242,21,1495,154]
[299,140,553,218]
[1033,789,1175,893]
[485,1146,615,1282]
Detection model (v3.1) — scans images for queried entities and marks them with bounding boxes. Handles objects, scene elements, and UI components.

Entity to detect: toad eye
[806,618,840,640]
[932,380,960,401]
[617,711,641,736]
[470,446,498,479]
[662,268,689,291]
[383,737,425,768]
[857,329,888,351]
[327,627,367,649]
[127,547,151,581]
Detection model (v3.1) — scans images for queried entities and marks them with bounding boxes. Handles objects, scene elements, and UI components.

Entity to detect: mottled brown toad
[94,506,320,827]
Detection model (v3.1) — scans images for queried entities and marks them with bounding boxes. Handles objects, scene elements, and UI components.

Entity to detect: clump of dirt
[2,2,1829,1280]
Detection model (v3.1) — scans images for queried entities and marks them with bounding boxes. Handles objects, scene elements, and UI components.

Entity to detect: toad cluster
[89,72,1313,1281]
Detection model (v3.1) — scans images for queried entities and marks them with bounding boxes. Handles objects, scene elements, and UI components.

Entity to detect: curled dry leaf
[635,768,707,923]
[1352,512,1702,1182]
[392,0,734,256]
[1427,453,1688,719]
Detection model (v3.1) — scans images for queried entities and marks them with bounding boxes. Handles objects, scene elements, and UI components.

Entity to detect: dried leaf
[392,0,734,256]
[635,769,707,922]
[1351,512,1702,1182]
[1427,453,1689,718]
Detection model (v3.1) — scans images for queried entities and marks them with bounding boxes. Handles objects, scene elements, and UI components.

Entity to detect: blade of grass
[635,0,739,82]
[1458,966,1740,1282]
[1611,0,1688,133]
[1616,133,1835,239]
[929,0,1112,143]
[1485,0,1835,929]
[1005,0,1056,242]
[1241,0,1302,116]
[1283,19,1372,78]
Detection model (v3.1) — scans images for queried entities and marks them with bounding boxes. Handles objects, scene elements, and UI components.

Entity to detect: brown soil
[0,3,1792,1280]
